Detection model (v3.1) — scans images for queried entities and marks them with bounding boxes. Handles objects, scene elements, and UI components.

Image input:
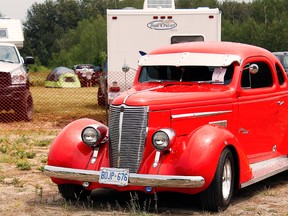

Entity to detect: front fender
[48,118,101,169]
[158,124,251,190]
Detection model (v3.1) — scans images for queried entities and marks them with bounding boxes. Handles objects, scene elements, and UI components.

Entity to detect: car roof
[149,41,276,62]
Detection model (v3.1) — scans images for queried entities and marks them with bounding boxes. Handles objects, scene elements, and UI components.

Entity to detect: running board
[241,156,288,188]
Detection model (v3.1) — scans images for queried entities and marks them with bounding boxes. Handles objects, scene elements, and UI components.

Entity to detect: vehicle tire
[14,91,34,121]
[200,148,235,211]
[58,184,91,201]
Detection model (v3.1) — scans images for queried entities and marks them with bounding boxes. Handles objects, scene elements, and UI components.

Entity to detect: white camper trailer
[0,18,35,121]
[0,18,24,48]
[101,0,221,105]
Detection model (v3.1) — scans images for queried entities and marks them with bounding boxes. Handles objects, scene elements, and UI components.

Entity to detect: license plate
[99,168,129,186]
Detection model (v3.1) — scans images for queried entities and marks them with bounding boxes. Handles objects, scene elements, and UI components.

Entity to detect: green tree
[220,1,253,23]
[22,0,145,66]
[23,0,81,66]
[176,0,218,8]
[49,16,107,68]
[117,0,144,9]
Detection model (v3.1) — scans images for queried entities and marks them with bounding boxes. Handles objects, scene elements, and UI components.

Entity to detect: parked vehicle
[273,51,288,75]
[0,18,35,121]
[102,0,221,106]
[74,64,100,87]
[44,41,288,211]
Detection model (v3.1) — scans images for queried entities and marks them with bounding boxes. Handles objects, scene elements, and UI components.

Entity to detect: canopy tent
[45,67,81,88]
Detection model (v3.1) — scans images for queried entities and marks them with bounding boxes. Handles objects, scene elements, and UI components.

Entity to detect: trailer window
[0,28,8,38]
[171,36,204,44]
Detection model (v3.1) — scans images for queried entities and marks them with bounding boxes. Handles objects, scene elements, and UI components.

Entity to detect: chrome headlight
[81,124,108,147]
[152,128,175,151]
[82,126,101,146]
[11,70,27,85]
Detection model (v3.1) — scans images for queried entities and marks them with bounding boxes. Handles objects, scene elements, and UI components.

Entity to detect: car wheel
[58,184,91,201]
[15,91,34,121]
[200,148,235,211]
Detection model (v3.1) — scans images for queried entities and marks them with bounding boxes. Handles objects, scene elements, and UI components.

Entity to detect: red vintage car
[44,41,288,211]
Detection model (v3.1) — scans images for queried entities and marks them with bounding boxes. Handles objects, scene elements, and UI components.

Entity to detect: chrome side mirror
[249,64,259,74]
[122,64,136,73]
[122,64,130,73]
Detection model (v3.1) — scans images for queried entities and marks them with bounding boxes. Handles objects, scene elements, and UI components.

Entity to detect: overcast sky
[1,0,252,21]
[1,0,46,21]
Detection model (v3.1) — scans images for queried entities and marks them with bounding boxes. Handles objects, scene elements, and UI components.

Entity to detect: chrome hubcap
[222,158,232,200]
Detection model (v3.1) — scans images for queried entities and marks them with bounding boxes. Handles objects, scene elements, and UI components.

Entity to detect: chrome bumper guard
[44,165,205,188]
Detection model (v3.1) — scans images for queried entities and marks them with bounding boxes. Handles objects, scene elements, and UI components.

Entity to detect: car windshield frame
[138,64,234,85]
[137,53,239,85]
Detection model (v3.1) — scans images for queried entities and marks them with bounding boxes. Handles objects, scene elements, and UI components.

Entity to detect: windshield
[0,45,20,63]
[138,65,234,85]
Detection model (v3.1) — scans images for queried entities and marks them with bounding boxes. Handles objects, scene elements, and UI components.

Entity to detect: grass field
[31,86,107,124]
[0,86,107,131]
[0,85,107,169]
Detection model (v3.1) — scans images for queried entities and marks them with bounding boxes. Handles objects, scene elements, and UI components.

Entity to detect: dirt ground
[1,121,288,215]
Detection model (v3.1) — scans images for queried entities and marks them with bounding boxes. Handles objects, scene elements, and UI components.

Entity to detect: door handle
[277,101,284,106]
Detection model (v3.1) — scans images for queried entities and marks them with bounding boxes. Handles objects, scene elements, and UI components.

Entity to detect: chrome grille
[0,72,10,87]
[108,105,148,173]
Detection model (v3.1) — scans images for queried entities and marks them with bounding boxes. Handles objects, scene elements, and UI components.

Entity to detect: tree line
[2,0,288,68]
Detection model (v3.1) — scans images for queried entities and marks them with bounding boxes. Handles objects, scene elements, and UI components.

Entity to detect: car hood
[112,83,235,109]
[0,61,23,73]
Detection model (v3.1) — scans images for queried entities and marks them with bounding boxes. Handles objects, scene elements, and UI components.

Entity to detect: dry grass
[0,85,106,171]
[31,86,107,124]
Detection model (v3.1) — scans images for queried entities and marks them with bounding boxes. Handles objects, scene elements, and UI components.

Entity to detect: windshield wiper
[0,59,14,63]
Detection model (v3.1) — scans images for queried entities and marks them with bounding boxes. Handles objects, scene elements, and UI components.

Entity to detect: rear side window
[276,63,285,85]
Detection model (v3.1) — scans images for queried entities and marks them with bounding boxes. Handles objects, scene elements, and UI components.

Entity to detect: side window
[276,63,285,85]
[241,62,273,89]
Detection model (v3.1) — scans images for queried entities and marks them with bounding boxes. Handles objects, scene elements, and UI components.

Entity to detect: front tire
[200,148,235,211]
[14,91,34,121]
[58,184,91,201]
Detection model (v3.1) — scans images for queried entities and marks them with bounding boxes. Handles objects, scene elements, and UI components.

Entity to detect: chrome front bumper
[44,165,205,188]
